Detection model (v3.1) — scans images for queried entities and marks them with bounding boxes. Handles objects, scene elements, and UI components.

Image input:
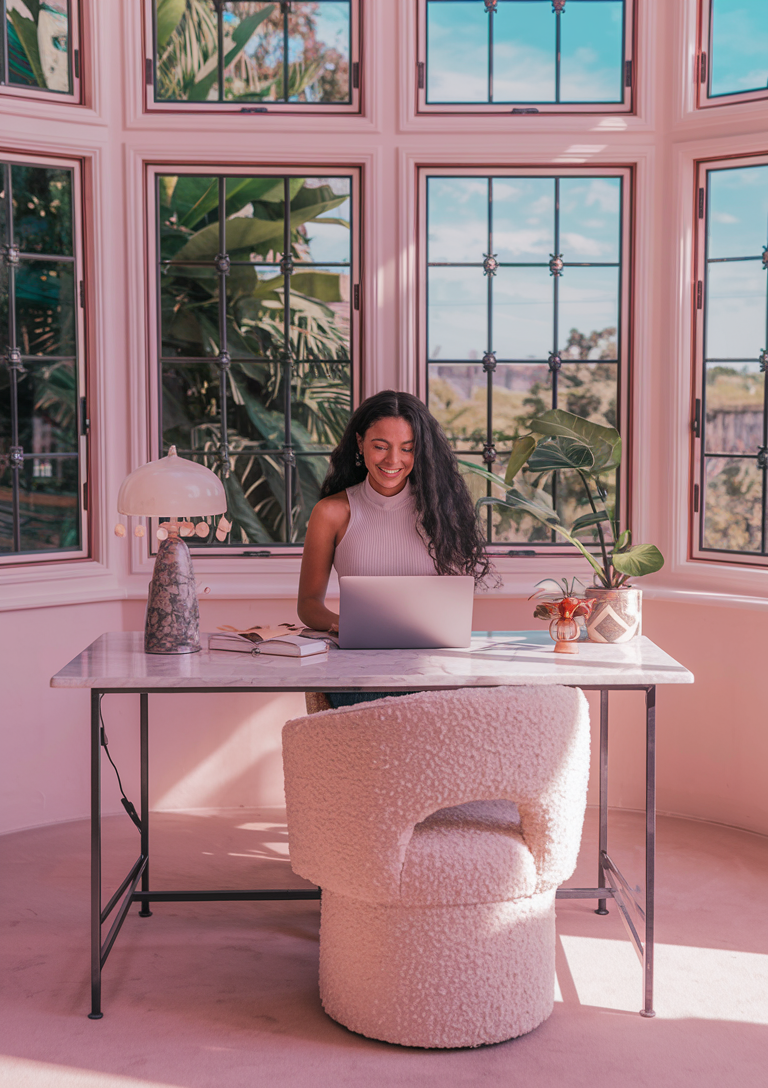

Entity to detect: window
[693,157,768,565]
[699,0,768,109]
[419,0,633,113]
[1,1,80,101]
[148,0,359,112]
[422,168,629,553]
[0,156,87,561]
[154,168,356,550]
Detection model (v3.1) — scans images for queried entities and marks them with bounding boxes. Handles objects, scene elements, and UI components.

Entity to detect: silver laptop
[338,575,474,649]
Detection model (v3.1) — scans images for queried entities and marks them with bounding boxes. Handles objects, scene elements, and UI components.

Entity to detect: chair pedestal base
[319,887,557,1049]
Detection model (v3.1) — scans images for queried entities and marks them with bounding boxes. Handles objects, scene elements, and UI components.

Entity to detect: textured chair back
[283,685,589,904]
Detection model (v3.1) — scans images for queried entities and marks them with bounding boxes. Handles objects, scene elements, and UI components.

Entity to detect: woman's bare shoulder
[310,491,350,528]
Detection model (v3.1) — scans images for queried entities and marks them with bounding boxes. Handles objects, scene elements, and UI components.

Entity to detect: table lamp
[117,446,227,654]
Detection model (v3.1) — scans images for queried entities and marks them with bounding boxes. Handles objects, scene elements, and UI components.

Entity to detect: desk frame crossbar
[88,683,657,1021]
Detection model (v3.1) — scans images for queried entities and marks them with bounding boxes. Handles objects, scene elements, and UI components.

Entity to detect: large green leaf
[611,544,664,578]
[504,434,537,485]
[529,409,622,473]
[527,436,595,474]
[571,510,612,535]
[187,5,276,102]
[222,471,276,543]
[172,192,347,263]
[8,11,45,87]
[456,459,507,489]
[156,0,187,51]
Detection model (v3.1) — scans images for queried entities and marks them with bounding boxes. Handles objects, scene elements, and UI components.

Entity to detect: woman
[298,390,493,705]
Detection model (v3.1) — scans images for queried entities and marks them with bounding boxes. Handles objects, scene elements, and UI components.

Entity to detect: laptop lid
[338,575,474,649]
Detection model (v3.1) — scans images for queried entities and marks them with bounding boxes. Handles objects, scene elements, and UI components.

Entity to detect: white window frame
[143,0,362,116]
[690,150,768,569]
[417,163,633,559]
[696,0,768,111]
[0,148,90,569]
[144,160,362,560]
[0,0,82,106]
[416,0,636,117]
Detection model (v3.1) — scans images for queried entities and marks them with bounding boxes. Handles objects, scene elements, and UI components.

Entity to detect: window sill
[0,562,123,613]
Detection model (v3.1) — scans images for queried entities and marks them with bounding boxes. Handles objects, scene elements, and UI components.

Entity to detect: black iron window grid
[0,159,82,556]
[151,0,353,107]
[155,172,353,550]
[700,0,768,106]
[426,172,624,551]
[424,0,628,108]
[0,0,75,96]
[697,166,768,560]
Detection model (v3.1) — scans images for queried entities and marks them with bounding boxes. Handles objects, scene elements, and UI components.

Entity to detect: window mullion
[216,177,231,487]
[282,175,294,543]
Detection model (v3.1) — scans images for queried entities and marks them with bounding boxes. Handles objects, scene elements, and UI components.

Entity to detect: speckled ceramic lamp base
[144,535,201,654]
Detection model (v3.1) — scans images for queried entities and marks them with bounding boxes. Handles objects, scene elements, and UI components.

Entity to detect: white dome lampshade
[117,446,226,517]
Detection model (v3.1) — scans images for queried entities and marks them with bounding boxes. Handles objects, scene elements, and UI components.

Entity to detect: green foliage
[159,174,352,545]
[461,407,664,587]
[155,0,346,104]
[8,9,45,87]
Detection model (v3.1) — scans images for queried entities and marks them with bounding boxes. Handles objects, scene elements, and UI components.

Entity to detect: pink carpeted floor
[1,807,767,1088]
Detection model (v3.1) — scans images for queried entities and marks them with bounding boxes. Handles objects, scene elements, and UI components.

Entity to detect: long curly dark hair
[320,390,494,585]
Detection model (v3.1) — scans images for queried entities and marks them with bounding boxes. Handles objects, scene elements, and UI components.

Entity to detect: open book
[209,624,332,658]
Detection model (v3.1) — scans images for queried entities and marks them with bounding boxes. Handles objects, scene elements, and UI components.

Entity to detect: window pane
[703,457,763,552]
[426,1,489,103]
[560,0,624,103]
[493,266,553,359]
[493,1,555,103]
[428,267,488,360]
[157,172,354,548]
[160,265,221,358]
[558,267,619,357]
[155,0,351,105]
[704,362,764,454]
[0,360,78,455]
[222,2,280,103]
[14,259,76,356]
[710,0,768,98]
[156,0,220,102]
[11,165,73,255]
[0,457,80,554]
[708,166,768,260]
[559,361,618,430]
[5,0,71,93]
[705,261,766,360]
[559,176,621,263]
[288,2,351,103]
[493,177,554,263]
[429,362,552,449]
[293,177,351,264]
[428,177,488,263]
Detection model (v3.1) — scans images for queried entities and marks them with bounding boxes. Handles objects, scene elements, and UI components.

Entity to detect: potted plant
[460,410,664,643]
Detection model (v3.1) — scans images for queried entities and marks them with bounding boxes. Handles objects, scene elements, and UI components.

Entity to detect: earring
[355,450,363,467]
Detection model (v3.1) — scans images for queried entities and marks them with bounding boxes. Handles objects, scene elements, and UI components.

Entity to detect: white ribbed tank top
[333,477,437,578]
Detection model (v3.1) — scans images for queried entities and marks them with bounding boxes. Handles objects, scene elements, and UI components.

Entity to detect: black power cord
[98,695,142,833]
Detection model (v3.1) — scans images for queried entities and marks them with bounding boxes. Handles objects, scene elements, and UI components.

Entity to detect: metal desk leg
[596,689,610,915]
[88,689,103,1019]
[641,685,657,1017]
[139,694,152,917]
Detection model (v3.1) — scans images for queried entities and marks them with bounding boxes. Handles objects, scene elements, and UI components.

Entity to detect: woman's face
[357,416,415,496]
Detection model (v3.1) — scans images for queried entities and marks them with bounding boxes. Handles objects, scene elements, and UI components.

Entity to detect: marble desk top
[50,631,694,692]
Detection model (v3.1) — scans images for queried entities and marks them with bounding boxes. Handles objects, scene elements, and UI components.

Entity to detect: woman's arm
[297,493,349,632]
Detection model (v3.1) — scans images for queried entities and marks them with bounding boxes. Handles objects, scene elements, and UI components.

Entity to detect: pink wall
[0,2,766,839]
[1,595,764,838]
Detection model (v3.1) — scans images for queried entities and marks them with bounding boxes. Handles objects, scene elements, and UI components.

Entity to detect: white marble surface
[50,631,694,691]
